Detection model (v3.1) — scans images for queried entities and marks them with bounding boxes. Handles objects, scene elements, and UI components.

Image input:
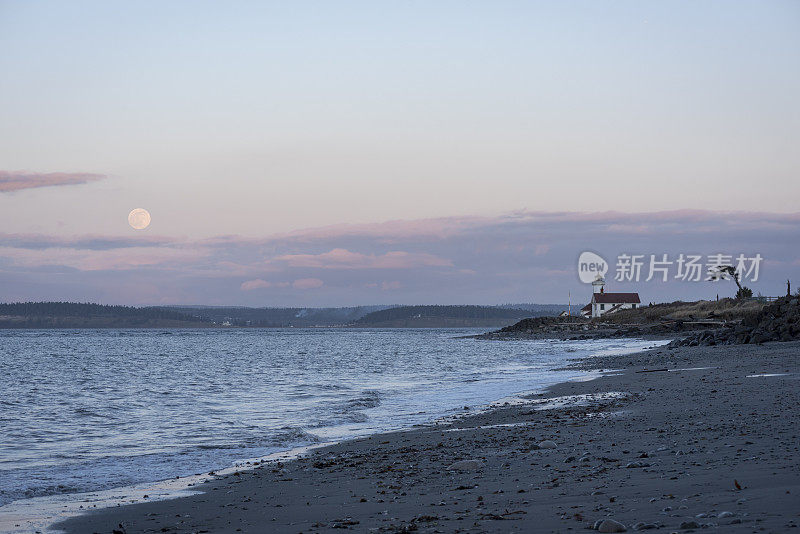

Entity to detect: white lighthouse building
[592,275,606,295]
[581,275,641,318]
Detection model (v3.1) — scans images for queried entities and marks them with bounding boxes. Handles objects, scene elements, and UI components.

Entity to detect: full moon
[128,208,151,230]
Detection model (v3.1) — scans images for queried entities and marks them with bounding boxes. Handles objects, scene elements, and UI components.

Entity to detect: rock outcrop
[670,296,800,347]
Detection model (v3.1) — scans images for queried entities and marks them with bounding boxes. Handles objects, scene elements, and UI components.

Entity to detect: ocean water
[0,328,657,509]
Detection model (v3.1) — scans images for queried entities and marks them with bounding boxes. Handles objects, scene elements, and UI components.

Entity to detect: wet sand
[54,341,800,533]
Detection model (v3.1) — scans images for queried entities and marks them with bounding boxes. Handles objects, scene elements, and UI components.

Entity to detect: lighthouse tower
[592,274,605,294]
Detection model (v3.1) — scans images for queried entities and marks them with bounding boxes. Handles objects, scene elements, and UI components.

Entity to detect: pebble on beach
[595,518,628,532]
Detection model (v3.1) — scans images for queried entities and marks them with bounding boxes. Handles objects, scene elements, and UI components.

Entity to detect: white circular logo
[578,251,608,283]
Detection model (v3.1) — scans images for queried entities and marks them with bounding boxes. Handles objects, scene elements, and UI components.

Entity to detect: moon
[128,208,151,230]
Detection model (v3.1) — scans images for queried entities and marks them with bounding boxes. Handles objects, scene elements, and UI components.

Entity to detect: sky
[1,1,798,306]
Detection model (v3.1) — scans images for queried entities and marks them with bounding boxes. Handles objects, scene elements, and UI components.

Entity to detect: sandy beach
[48,339,800,533]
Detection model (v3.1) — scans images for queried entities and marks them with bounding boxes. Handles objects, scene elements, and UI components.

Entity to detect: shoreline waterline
[0,333,668,533]
[52,340,800,534]
[0,442,338,534]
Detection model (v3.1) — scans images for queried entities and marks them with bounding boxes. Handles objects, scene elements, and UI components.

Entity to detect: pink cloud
[0,170,106,192]
[240,279,272,291]
[274,248,452,269]
[240,279,291,290]
[3,209,800,305]
[292,278,324,289]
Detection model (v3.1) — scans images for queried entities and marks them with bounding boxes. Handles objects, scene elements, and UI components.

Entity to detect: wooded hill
[354,304,563,327]
[159,305,390,327]
[0,302,209,328]
[0,302,565,329]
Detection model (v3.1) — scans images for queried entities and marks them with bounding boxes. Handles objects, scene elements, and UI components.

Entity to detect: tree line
[355,305,532,324]
[0,302,206,322]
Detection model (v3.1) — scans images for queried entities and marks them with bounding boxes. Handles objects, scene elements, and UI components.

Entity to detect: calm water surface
[0,328,656,507]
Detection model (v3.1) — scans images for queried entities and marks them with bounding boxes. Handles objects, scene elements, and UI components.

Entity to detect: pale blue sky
[1,1,798,238]
[0,2,798,304]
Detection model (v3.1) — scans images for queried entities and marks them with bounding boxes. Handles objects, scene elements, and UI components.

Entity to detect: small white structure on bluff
[581,275,641,318]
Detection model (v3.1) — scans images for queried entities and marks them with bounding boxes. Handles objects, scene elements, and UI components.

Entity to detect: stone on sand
[595,518,627,532]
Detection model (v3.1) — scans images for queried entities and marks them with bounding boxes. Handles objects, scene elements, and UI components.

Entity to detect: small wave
[196,427,322,449]
[0,482,84,507]
[73,407,110,418]
[264,427,320,445]
[344,389,382,409]
[307,411,369,428]
[195,443,238,450]
[304,391,383,428]
[317,383,349,391]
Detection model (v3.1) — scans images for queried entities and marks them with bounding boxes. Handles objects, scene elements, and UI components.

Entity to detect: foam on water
[0,442,333,534]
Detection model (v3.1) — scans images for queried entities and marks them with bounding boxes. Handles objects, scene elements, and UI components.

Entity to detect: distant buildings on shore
[580,275,641,318]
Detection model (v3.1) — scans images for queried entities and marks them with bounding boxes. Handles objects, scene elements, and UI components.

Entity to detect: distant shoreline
[0,302,565,329]
[1,321,524,329]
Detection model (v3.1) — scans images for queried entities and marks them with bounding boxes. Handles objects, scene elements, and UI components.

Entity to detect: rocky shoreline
[669,296,800,347]
[474,315,715,342]
[477,296,800,350]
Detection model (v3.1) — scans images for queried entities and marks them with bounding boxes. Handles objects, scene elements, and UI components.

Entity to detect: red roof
[593,292,640,304]
[581,303,591,312]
